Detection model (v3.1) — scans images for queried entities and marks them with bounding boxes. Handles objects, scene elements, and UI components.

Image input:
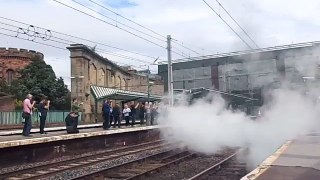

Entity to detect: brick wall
[0,95,15,111]
[0,47,44,84]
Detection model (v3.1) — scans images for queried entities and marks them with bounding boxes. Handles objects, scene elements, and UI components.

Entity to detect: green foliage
[0,79,12,93]
[14,100,23,110]
[10,56,71,110]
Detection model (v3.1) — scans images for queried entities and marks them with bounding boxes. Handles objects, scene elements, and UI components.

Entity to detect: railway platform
[242,132,320,180]
[0,123,161,168]
[0,124,160,149]
[0,123,103,136]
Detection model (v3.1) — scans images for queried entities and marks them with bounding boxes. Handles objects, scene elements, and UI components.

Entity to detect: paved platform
[242,133,320,180]
[0,125,160,149]
[0,123,103,136]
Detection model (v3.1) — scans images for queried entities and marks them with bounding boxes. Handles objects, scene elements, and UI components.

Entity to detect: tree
[11,55,71,110]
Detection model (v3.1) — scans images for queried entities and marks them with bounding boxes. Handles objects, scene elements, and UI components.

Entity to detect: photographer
[22,94,36,137]
[39,96,50,135]
[65,111,79,134]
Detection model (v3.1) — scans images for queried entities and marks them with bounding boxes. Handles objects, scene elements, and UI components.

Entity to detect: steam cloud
[158,84,320,170]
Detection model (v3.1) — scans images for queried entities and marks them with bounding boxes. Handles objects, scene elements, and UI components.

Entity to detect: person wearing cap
[22,94,36,137]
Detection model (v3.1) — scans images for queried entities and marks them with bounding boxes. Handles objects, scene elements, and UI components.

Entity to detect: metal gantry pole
[147,65,150,103]
[167,35,173,105]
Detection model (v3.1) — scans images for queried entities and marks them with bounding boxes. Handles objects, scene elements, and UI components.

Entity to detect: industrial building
[158,41,320,113]
[159,41,320,92]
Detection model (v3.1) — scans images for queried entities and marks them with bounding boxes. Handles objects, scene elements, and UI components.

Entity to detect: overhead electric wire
[0,31,67,51]
[0,28,150,65]
[0,16,159,60]
[202,0,253,50]
[0,21,153,64]
[214,0,260,49]
[171,38,202,55]
[87,0,167,39]
[52,0,167,49]
[86,0,203,55]
[70,0,165,43]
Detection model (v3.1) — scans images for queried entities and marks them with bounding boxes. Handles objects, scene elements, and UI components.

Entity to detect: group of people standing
[22,94,50,137]
[102,100,159,130]
[21,93,161,137]
[21,94,80,136]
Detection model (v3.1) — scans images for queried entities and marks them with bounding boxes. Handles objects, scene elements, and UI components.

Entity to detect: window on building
[6,69,14,86]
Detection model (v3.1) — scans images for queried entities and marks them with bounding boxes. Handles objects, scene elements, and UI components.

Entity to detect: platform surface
[0,123,103,136]
[0,125,160,149]
[242,132,320,180]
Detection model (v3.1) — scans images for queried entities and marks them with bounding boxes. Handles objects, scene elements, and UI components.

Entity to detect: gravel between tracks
[0,148,116,175]
[45,146,172,180]
[145,149,237,180]
[203,159,247,180]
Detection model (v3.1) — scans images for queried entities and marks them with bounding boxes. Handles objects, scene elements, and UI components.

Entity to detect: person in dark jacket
[138,103,145,125]
[130,102,139,126]
[109,100,114,127]
[112,103,121,128]
[65,112,79,134]
[38,96,50,134]
[102,99,110,130]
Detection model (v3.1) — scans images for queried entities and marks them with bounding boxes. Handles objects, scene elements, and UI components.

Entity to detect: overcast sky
[1,0,320,88]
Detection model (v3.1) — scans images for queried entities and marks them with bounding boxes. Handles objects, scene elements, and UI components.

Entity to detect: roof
[159,41,320,64]
[90,86,162,102]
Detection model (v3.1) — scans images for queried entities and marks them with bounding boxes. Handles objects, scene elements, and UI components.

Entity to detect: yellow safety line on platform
[240,140,292,180]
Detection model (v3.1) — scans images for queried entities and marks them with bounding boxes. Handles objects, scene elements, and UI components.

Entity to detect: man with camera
[22,94,36,137]
[39,96,50,135]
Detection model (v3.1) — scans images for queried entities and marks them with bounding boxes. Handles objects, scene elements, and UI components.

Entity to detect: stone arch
[122,78,126,90]
[117,76,121,88]
[111,75,115,87]
[97,68,105,86]
[89,63,97,85]
[6,69,14,85]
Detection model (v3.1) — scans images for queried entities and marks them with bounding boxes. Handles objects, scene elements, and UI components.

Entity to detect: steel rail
[0,140,164,180]
[187,148,245,180]
[72,150,197,180]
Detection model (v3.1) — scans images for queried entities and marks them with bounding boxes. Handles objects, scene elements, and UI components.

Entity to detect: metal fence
[0,111,82,125]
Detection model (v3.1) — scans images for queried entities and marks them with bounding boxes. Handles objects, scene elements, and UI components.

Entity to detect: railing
[0,111,82,125]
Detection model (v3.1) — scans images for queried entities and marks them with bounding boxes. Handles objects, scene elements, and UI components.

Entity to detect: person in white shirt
[123,104,131,126]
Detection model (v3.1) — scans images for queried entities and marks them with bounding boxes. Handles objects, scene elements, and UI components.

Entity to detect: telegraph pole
[167,35,173,105]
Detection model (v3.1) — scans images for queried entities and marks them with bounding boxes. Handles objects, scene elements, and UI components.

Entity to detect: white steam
[158,86,320,169]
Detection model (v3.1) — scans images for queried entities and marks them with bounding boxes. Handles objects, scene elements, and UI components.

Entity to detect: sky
[1,0,320,88]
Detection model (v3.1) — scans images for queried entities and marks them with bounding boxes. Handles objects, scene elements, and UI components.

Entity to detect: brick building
[67,44,164,122]
[0,92,15,111]
[0,48,44,111]
[0,47,44,85]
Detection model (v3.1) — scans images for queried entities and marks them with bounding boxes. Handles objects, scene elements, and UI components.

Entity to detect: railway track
[0,140,168,180]
[72,149,197,179]
[187,149,247,180]
[71,148,245,180]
